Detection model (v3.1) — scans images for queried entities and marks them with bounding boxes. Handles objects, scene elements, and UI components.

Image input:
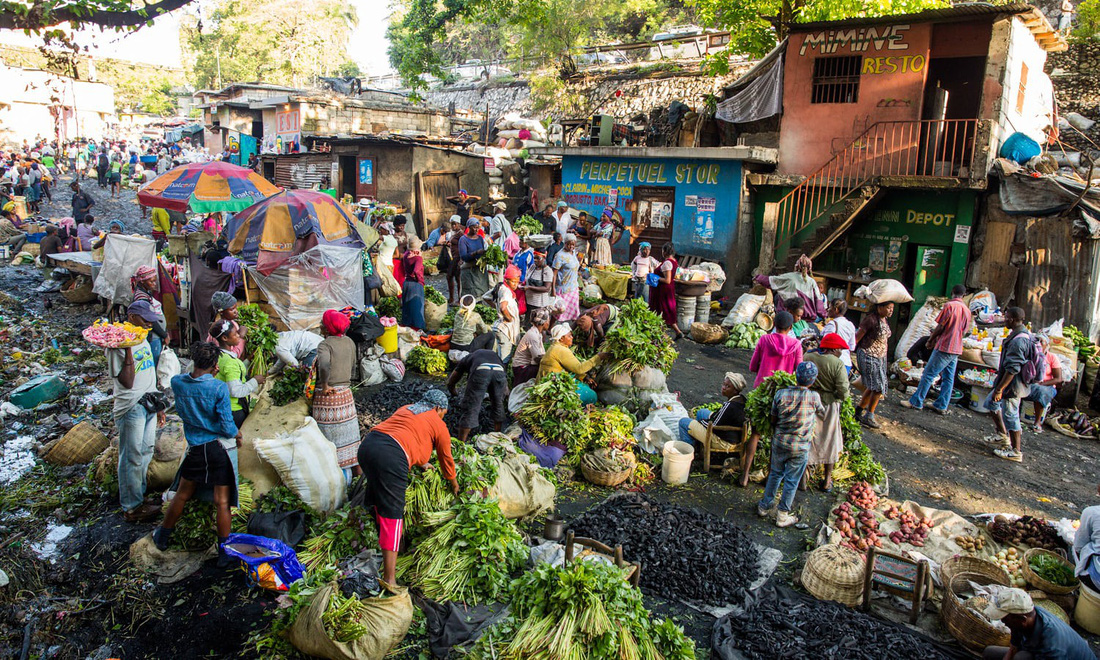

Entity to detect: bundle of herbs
[270,365,310,407]
[425,285,447,306]
[397,498,526,604]
[513,215,542,237]
[167,501,217,551]
[376,296,401,320]
[238,303,279,377]
[404,438,500,526]
[515,372,589,449]
[602,299,678,376]
[469,560,697,660]
[477,244,508,270]
[407,346,449,376]
[298,507,378,571]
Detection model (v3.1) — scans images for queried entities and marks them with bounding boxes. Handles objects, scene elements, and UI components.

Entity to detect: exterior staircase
[780,186,882,270]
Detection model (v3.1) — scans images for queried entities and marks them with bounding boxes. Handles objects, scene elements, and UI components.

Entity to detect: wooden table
[46,251,99,277]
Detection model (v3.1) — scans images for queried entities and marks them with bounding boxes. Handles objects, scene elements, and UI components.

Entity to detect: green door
[912,245,948,307]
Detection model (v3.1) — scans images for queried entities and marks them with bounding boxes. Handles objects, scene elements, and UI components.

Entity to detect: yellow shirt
[151,208,171,235]
[537,342,601,379]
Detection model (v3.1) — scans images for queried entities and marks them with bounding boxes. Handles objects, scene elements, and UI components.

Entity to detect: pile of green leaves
[514,215,542,236]
[440,308,456,330]
[398,498,526,603]
[425,285,447,306]
[271,365,310,407]
[424,257,439,274]
[744,371,796,471]
[579,292,603,309]
[516,372,589,447]
[476,302,499,324]
[1029,552,1077,587]
[323,590,372,643]
[405,438,501,527]
[255,485,322,530]
[238,304,279,377]
[407,346,449,376]
[585,407,636,452]
[602,298,678,376]
[690,402,723,418]
[478,244,508,269]
[376,296,401,320]
[468,561,696,660]
[168,501,217,551]
[299,507,378,571]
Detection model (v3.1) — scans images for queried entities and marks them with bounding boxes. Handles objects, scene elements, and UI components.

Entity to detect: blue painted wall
[559,155,742,262]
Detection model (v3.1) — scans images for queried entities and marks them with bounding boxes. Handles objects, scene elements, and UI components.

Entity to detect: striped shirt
[771,386,824,454]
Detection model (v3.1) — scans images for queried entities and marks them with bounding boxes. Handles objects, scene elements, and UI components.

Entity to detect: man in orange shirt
[358,389,457,585]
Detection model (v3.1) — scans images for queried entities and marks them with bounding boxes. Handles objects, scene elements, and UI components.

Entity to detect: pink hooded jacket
[749,331,803,387]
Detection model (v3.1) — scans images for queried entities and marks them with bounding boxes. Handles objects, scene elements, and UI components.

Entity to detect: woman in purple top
[76,215,96,251]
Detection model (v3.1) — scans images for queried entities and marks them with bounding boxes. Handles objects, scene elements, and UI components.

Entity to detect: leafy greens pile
[515,372,588,449]
[602,298,678,376]
[513,215,542,237]
[404,438,500,526]
[270,365,310,407]
[425,285,447,306]
[238,303,279,377]
[376,296,401,320]
[406,346,449,376]
[478,244,508,269]
[298,507,377,571]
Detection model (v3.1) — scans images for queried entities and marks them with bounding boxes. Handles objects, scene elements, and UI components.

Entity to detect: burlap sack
[425,300,447,332]
[489,454,556,520]
[690,322,727,345]
[288,582,413,660]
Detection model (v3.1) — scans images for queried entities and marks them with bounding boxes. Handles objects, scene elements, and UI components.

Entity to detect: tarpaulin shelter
[137,161,281,213]
[246,245,365,331]
[226,190,365,275]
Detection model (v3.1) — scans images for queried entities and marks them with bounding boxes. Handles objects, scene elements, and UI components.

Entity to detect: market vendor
[853,301,895,429]
[1075,483,1100,591]
[803,333,850,492]
[358,389,456,586]
[447,349,509,442]
[450,295,495,355]
[443,216,463,305]
[401,237,426,331]
[273,330,323,372]
[983,307,1031,463]
[70,181,94,224]
[315,310,360,480]
[210,319,265,428]
[153,341,241,567]
[649,242,684,340]
[591,207,623,267]
[753,254,827,320]
[513,309,551,386]
[787,298,811,338]
[484,265,521,361]
[552,234,582,321]
[820,299,856,369]
[207,291,247,359]
[574,303,619,348]
[981,588,1094,659]
[459,219,491,299]
[513,235,534,282]
[150,206,171,245]
[524,250,554,322]
[678,372,747,448]
[446,189,480,222]
[489,201,513,248]
[0,209,26,254]
[539,324,604,404]
[130,264,167,366]
[902,284,971,415]
[568,212,591,257]
[630,242,659,303]
[1024,334,1063,432]
[91,219,124,250]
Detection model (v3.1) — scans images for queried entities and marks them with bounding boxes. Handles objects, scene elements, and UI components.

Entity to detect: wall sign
[697,196,716,213]
[608,188,618,206]
[484,158,495,172]
[685,195,697,207]
[359,159,373,185]
[798,24,912,56]
[954,225,971,243]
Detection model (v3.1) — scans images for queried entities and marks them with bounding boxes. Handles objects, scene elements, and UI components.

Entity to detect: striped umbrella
[137,161,281,213]
[226,190,365,275]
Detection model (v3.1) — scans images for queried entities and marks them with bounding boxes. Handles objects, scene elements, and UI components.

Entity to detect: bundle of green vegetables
[468,561,696,660]
[248,566,337,658]
[476,302,499,323]
[238,304,279,377]
[690,402,723,418]
[1028,552,1077,587]
[376,296,401,320]
[724,322,766,349]
[407,346,449,376]
[397,498,526,603]
[404,438,500,526]
[513,215,542,237]
[168,501,217,551]
[580,292,603,309]
[602,299,678,376]
[323,590,372,643]
[585,407,636,452]
[425,285,447,306]
[298,507,378,571]
[423,257,439,275]
[440,309,456,330]
[515,372,589,448]
[231,479,256,533]
[270,366,310,407]
[478,244,508,269]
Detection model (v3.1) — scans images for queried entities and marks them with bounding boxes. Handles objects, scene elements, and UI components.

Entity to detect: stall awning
[716,39,785,125]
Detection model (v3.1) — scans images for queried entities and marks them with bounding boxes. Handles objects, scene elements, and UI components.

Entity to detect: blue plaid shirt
[771,386,824,454]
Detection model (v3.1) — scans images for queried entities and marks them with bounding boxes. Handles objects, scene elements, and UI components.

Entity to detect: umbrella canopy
[226,190,365,275]
[137,161,281,213]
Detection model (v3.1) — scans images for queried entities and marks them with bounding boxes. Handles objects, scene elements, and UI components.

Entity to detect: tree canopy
[0,0,196,31]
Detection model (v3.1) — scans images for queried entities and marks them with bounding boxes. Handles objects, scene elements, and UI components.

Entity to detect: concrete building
[0,63,115,146]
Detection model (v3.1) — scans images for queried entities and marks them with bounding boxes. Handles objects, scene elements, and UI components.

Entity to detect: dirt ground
[0,176,1097,657]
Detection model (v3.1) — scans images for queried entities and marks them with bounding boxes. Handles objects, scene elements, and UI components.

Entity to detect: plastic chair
[862,546,932,624]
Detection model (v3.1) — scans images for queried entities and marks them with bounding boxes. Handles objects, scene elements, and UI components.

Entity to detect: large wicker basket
[801,544,866,607]
[580,449,636,488]
[61,276,96,304]
[42,421,109,466]
[1023,548,1079,595]
[940,556,1012,654]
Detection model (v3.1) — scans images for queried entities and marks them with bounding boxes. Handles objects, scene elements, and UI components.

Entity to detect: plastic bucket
[1021,400,1038,424]
[1076,580,1100,634]
[695,293,711,324]
[969,386,992,413]
[661,440,694,485]
[675,295,696,333]
[378,325,399,354]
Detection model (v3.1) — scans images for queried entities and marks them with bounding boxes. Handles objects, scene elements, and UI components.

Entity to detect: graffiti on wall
[798,25,912,56]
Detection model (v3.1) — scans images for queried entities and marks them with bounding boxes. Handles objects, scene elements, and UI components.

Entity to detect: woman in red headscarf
[314,310,361,479]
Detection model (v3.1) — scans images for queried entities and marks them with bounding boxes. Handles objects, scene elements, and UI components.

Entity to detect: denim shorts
[983,394,1021,432]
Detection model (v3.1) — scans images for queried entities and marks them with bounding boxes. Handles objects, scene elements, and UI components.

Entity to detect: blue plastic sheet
[222,532,306,591]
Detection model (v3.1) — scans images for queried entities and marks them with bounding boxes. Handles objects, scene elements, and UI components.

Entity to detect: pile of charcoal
[712,585,960,660]
[355,377,503,434]
[568,493,760,607]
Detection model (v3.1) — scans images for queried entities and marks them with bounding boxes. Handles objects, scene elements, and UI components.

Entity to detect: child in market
[758,361,823,528]
[630,241,660,302]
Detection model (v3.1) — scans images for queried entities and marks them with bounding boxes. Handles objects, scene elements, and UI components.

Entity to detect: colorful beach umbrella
[137,161,281,213]
[226,190,365,275]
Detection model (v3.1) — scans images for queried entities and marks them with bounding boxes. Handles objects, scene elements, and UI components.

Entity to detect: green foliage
[745,371,797,439]
[247,566,338,658]
[270,366,309,407]
[529,70,588,115]
[168,501,217,551]
[299,507,377,571]
[255,484,322,530]
[238,303,278,377]
[376,296,401,320]
[690,402,723,417]
[475,303,499,324]
[603,298,678,376]
[407,346,449,376]
[516,372,589,448]
[425,285,447,306]
[513,215,543,236]
[478,244,508,269]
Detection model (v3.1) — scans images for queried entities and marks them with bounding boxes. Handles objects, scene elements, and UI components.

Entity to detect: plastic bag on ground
[247,510,308,547]
[722,293,766,328]
[489,454,556,520]
[853,279,913,304]
[379,356,406,382]
[416,596,509,659]
[253,417,346,513]
[360,344,386,387]
[583,283,603,300]
[969,289,997,314]
[634,413,675,454]
[221,532,305,591]
[648,393,690,441]
[288,582,413,660]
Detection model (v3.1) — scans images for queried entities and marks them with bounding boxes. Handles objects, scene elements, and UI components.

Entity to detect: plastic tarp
[246,244,365,331]
[997,167,1100,238]
[715,40,785,125]
[91,235,156,305]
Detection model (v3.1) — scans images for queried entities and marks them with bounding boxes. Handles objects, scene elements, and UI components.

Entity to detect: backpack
[1013,330,1046,385]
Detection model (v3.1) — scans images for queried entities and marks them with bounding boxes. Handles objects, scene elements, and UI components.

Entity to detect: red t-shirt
[933,299,971,355]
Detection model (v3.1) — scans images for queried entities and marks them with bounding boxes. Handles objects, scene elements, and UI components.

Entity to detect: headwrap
[533,249,546,257]
[459,294,477,319]
[108,219,125,233]
[723,372,747,391]
[794,254,814,275]
[449,214,462,225]
[133,265,156,281]
[504,265,521,280]
[532,308,552,327]
[602,206,614,218]
[322,309,351,336]
[458,189,468,197]
[210,319,234,340]
[211,291,237,313]
[466,219,480,229]
[550,324,572,341]
[380,221,395,233]
[638,241,651,250]
[983,588,1034,620]
[409,388,450,414]
[795,361,819,386]
[819,333,850,350]
[557,201,567,208]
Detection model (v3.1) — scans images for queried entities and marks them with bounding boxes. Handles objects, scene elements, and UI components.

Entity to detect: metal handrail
[774,118,981,253]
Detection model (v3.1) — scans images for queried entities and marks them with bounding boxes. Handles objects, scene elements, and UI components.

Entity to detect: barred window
[811,56,861,104]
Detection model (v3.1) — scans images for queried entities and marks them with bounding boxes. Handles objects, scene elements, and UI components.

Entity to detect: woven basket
[61,276,96,303]
[580,449,636,487]
[801,544,866,607]
[940,556,1011,654]
[1031,595,1071,624]
[43,422,109,466]
[23,242,40,257]
[1023,548,1079,595]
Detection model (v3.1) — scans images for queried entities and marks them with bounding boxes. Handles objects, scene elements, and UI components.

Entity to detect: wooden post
[757,201,779,275]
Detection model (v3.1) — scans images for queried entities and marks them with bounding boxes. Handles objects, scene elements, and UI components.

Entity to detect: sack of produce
[82,320,151,348]
[721,293,765,328]
[253,418,346,513]
[690,322,727,344]
[154,415,187,462]
[895,297,944,361]
[360,345,386,388]
[854,279,913,304]
[631,366,667,391]
[288,582,413,660]
[489,453,556,519]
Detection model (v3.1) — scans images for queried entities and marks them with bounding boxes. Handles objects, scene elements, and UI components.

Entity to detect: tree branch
[0,0,198,31]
